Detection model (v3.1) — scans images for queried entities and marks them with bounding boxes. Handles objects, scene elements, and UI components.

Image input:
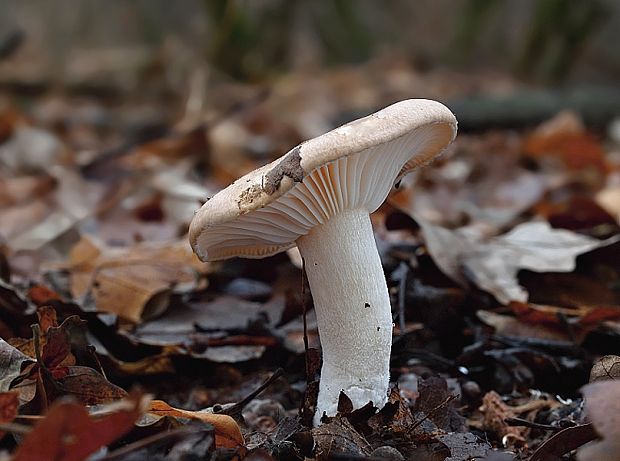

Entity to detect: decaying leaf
[477,302,620,343]
[530,424,597,461]
[523,110,607,172]
[147,399,244,449]
[439,432,491,461]
[12,392,150,461]
[63,236,210,322]
[414,376,465,432]
[53,366,127,405]
[311,417,371,461]
[590,355,620,382]
[419,218,619,304]
[478,310,573,342]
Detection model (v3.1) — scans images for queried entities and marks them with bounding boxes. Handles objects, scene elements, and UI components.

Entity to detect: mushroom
[189,99,457,425]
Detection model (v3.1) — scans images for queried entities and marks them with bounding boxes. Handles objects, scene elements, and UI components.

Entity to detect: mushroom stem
[297,208,392,426]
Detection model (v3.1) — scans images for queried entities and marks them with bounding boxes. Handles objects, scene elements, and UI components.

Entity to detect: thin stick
[0,421,32,435]
[397,262,408,334]
[407,395,456,433]
[219,368,284,418]
[99,427,203,461]
[505,417,563,432]
[31,324,48,412]
[301,257,311,380]
[13,415,44,421]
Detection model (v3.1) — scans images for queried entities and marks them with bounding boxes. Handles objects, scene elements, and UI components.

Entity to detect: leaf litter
[0,54,618,461]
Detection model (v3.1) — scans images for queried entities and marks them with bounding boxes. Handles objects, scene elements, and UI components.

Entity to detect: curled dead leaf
[63,236,209,323]
[148,400,244,449]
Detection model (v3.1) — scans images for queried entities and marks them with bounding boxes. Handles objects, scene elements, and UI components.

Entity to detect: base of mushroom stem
[313,362,389,426]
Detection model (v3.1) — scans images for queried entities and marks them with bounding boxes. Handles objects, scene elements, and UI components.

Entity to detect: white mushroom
[189,99,457,425]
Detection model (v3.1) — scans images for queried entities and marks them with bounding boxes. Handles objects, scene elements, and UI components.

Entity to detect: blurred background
[2,0,620,84]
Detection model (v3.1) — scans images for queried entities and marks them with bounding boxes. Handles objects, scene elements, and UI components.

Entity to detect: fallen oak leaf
[12,392,150,461]
[148,400,244,449]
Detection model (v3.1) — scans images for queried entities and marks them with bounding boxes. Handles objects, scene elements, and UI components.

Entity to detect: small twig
[191,334,278,348]
[31,324,49,412]
[13,415,43,421]
[407,395,457,433]
[301,257,311,380]
[218,368,284,418]
[0,421,32,435]
[90,347,108,379]
[99,426,204,461]
[504,417,563,432]
[397,262,408,334]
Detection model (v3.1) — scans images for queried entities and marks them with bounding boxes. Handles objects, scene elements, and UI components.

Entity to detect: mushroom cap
[190,99,457,261]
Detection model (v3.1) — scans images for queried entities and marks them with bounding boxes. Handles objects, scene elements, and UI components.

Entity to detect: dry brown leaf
[53,366,127,405]
[523,111,607,172]
[530,424,597,461]
[312,417,372,461]
[64,236,209,323]
[477,310,572,342]
[590,355,620,382]
[577,380,620,461]
[12,392,150,461]
[506,302,620,342]
[148,399,244,449]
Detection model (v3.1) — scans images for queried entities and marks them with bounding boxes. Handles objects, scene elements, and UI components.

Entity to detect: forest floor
[0,54,619,461]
